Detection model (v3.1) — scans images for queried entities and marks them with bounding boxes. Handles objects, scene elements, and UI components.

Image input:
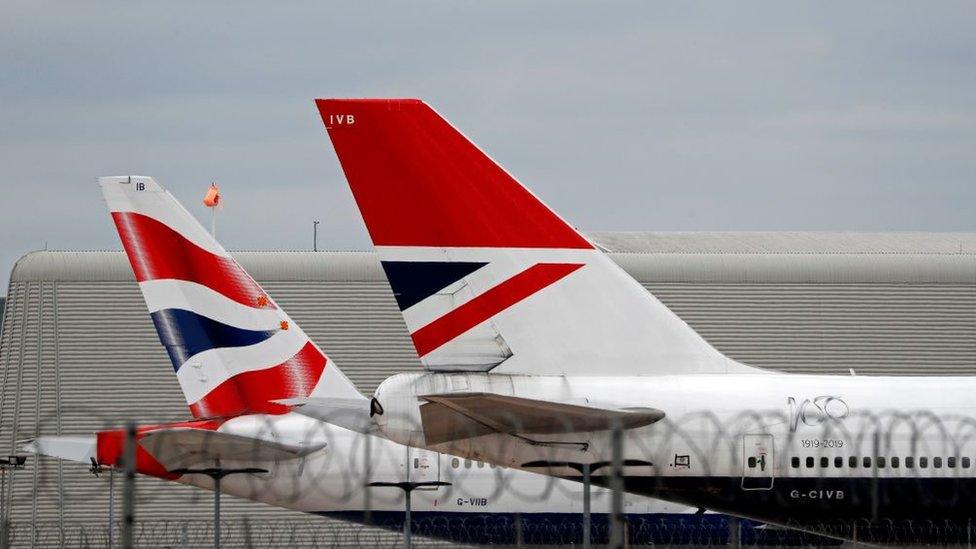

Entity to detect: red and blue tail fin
[100,176,363,418]
[318,99,754,376]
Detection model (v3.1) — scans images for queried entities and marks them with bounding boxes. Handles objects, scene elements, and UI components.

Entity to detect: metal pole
[363,433,372,526]
[729,516,741,549]
[214,474,221,549]
[609,422,625,549]
[582,463,591,549]
[0,470,6,549]
[313,220,320,252]
[871,431,879,521]
[242,516,252,549]
[121,422,136,549]
[403,487,411,549]
[211,207,216,239]
[108,469,115,549]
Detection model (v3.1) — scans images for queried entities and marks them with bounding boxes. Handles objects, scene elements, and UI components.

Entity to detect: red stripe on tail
[112,211,273,309]
[411,262,584,357]
[188,341,327,418]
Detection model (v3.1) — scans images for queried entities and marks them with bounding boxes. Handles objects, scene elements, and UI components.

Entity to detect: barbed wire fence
[6,405,976,546]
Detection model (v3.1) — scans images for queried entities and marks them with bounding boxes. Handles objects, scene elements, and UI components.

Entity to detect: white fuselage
[371,371,976,530]
[176,412,693,518]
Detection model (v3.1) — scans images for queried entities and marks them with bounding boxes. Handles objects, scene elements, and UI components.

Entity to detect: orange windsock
[203,183,221,208]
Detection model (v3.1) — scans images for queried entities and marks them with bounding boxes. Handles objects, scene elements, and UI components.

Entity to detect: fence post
[729,516,741,549]
[871,431,879,521]
[609,421,625,549]
[403,486,411,549]
[243,516,252,549]
[582,462,591,549]
[121,422,136,549]
[214,474,221,549]
[108,468,114,549]
[364,433,372,527]
[0,470,6,549]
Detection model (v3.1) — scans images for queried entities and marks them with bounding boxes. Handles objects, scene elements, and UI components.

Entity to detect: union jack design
[318,99,740,376]
[101,176,361,418]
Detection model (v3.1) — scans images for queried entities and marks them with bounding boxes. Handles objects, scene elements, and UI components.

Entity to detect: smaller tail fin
[100,176,364,418]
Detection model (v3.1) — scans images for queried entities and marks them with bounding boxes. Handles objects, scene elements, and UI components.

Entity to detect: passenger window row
[449,457,495,469]
[787,456,971,469]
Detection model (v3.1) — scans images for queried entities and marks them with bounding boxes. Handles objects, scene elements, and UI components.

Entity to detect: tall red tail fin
[318,99,752,376]
[318,99,591,250]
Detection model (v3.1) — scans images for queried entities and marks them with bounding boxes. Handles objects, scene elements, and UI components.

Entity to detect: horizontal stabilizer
[22,436,96,464]
[418,392,665,445]
[276,396,374,434]
[139,428,326,470]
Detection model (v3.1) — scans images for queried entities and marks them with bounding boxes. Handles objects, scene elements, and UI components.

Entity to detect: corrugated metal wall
[0,246,974,546]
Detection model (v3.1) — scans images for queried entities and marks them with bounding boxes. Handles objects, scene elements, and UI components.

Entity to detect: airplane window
[413,458,419,469]
[834,457,843,468]
[877,457,886,468]
[806,457,814,468]
[849,456,858,468]
[948,457,957,468]
[934,457,943,468]
[451,458,460,469]
[891,457,899,468]
[477,461,485,468]
[464,459,472,469]
[490,463,497,469]
[791,457,800,468]
[906,457,915,468]
[920,457,928,468]
[748,457,757,468]
[820,457,829,468]
[863,457,871,468]
[963,457,971,469]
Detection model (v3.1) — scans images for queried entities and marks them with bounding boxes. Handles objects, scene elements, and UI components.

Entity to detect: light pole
[313,220,320,252]
[521,456,654,548]
[368,481,450,549]
[171,466,267,549]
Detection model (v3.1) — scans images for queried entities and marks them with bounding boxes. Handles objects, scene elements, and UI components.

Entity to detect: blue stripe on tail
[150,308,277,370]
[380,261,487,311]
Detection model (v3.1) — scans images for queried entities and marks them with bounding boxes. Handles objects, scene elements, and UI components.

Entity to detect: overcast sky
[2,2,975,290]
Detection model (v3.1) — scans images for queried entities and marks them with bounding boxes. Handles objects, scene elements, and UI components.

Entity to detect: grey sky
[2,2,975,290]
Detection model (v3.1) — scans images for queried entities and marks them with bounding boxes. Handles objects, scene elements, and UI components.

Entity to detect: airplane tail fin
[317,99,755,376]
[100,176,364,419]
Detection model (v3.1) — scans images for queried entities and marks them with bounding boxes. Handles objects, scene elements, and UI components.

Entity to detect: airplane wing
[417,392,665,444]
[138,428,325,470]
[25,429,325,472]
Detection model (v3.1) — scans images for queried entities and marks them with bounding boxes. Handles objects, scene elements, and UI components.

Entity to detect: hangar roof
[9,231,976,285]
[588,231,976,254]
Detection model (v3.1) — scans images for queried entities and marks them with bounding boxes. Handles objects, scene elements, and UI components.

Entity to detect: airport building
[1,232,975,546]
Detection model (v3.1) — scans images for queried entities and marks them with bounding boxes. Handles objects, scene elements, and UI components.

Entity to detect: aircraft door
[407,446,441,489]
[741,434,774,490]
